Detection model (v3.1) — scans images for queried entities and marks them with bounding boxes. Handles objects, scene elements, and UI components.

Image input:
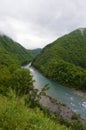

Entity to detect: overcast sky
[0,0,86,49]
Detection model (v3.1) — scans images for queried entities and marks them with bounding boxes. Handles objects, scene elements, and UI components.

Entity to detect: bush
[0,93,69,130]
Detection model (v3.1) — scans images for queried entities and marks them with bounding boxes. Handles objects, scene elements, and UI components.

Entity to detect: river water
[24,64,86,119]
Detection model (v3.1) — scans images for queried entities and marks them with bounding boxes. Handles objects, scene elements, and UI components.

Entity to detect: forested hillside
[31,48,42,56]
[0,35,33,67]
[33,28,86,90]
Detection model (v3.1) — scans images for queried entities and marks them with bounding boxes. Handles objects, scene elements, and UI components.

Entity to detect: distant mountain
[31,48,42,56]
[33,28,86,90]
[0,35,33,67]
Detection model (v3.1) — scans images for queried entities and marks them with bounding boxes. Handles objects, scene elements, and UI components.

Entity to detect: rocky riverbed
[40,95,86,127]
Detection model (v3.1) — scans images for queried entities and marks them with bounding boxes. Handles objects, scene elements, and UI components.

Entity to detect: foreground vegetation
[33,28,86,90]
[0,93,70,130]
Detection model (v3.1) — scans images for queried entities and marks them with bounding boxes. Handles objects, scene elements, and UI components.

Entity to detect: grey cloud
[0,0,86,48]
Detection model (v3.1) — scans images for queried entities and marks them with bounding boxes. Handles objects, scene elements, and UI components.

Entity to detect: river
[24,64,86,119]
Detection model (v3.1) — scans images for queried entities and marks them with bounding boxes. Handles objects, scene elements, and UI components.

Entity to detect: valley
[0,29,86,130]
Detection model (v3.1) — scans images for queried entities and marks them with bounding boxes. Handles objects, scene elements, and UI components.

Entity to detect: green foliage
[11,68,34,95]
[33,28,86,90]
[0,94,69,130]
[0,65,35,96]
[0,35,33,67]
[71,113,79,120]
[31,48,42,57]
[70,121,86,130]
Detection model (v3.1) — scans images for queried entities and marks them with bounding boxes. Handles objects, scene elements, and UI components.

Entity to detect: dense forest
[0,34,76,130]
[0,35,34,66]
[31,48,42,56]
[32,28,86,90]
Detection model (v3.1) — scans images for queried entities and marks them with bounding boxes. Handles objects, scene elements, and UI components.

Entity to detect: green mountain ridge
[0,35,33,67]
[32,28,86,90]
[31,48,42,56]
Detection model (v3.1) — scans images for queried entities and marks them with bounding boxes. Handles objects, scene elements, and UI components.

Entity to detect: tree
[11,68,34,96]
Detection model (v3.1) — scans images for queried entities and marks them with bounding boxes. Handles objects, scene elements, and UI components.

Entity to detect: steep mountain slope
[31,48,42,56]
[33,28,86,90]
[0,35,33,67]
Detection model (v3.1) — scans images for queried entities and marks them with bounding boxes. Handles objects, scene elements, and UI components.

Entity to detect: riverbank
[71,89,86,98]
[31,65,86,98]
[40,95,86,127]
